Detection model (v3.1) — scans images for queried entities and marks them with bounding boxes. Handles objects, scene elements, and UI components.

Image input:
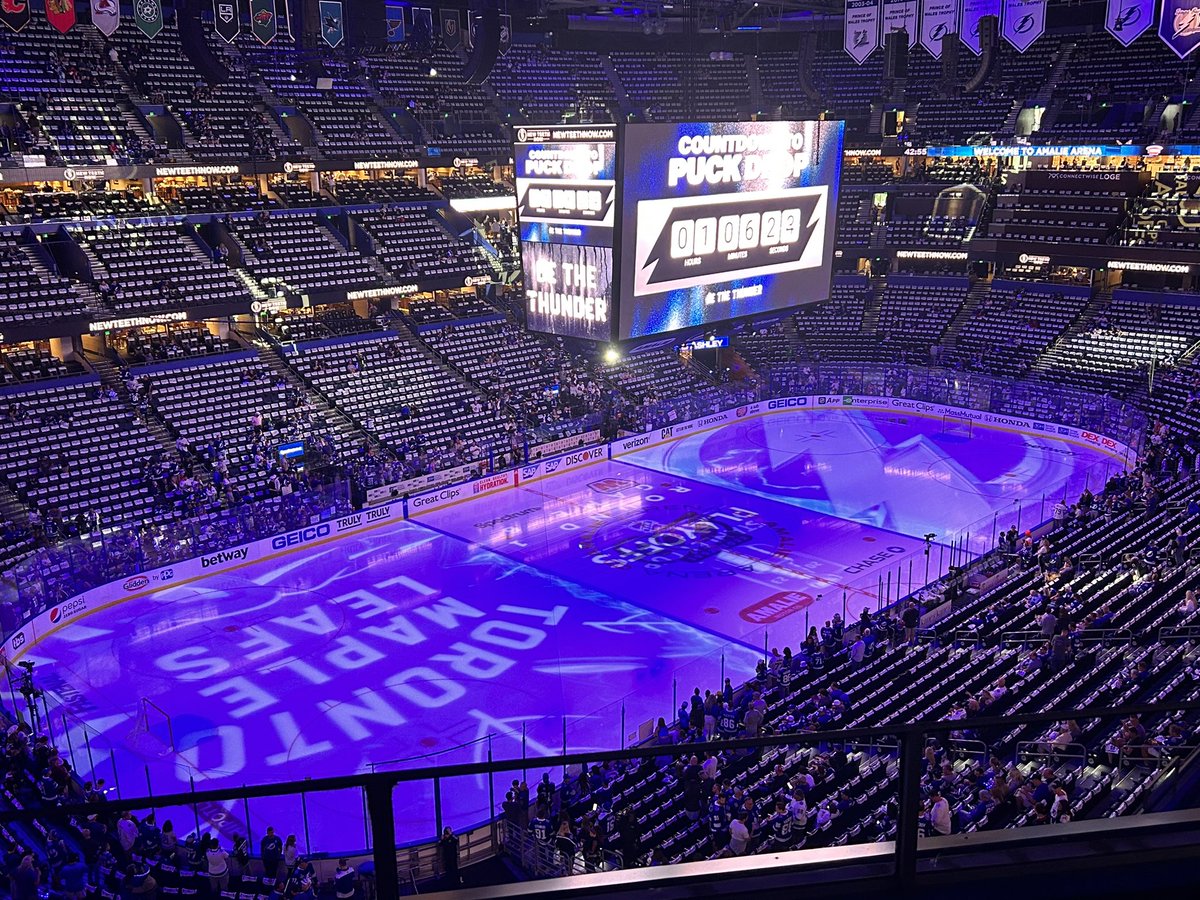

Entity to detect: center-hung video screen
[617,120,844,340]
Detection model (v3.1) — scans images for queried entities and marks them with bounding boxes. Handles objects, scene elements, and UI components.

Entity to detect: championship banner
[318,0,343,48]
[1106,0,1153,45]
[844,0,881,64]
[499,12,512,55]
[0,0,31,33]
[91,0,119,36]
[1001,0,1046,52]
[960,0,1000,54]
[1160,0,1200,57]
[249,0,277,44]
[919,0,960,57]
[133,0,162,38]
[385,1,404,42]
[213,0,239,43]
[884,0,918,47]
[46,0,76,34]
[440,8,461,49]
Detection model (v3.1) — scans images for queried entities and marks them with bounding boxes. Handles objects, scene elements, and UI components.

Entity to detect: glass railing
[2,698,1196,897]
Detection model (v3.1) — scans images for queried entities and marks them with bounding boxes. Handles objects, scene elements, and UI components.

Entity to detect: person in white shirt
[206,840,230,893]
[787,791,809,830]
[728,814,752,855]
[926,789,952,836]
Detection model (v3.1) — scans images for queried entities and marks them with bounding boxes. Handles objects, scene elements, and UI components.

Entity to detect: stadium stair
[940,279,991,350]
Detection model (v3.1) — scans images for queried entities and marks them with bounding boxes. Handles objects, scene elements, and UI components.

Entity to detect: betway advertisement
[514,125,617,341]
[617,121,844,339]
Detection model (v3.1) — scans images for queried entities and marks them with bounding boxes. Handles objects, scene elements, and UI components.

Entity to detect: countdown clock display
[634,187,828,295]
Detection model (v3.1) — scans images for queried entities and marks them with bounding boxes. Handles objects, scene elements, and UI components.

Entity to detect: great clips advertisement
[617,120,844,340]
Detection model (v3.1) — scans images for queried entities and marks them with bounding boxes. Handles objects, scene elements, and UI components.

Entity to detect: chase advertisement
[617,120,844,340]
[514,126,617,341]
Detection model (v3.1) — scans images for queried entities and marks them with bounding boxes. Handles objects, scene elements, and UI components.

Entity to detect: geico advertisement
[617,120,845,339]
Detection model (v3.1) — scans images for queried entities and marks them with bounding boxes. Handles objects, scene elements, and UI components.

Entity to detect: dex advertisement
[514,125,617,341]
[616,120,844,340]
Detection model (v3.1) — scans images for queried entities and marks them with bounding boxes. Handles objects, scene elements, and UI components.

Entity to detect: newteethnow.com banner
[919,0,961,57]
[616,121,845,340]
[513,125,617,341]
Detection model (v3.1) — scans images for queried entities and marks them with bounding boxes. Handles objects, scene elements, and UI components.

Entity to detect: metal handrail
[1119,743,1199,768]
[1017,740,1090,764]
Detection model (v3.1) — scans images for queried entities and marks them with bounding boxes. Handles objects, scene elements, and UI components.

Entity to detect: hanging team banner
[1161,0,1200,57]
[214,0,239,43]
[919,0,960,58]
[959,0,1000,54]
[133,0,163,38]
[385,2,405,42]
[845,0,881,64]
[1106,0,1154,46]
[46,0,77,33]
[0,0,31,33]
[440,8,461,49]
[1001,0,1046,52]
[499,12,512,55]
[884,0,919,47]
[318,0,343,47]
[249,0,277,44]
[91,0,119,36]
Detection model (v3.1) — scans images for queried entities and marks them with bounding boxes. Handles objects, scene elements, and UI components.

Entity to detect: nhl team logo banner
[214,0,239,43]
[386,3,405,43]
[1001,0,1045,52]
[884,0,919,47]
[0,0,32,33]
[319,0,343,48]
[91,0,119,36]
[960,0,1000,54]
[1107,0,1153,45]
[249,0,277,44]
[845,0,881,64]
[46,0,77,33]
[919,0,960,58]
[499,12,512,55]
[441,8,461,49]
[133,0,163,38]
[1161,0,1200,57]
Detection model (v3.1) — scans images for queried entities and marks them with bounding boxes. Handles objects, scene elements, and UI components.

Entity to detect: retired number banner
[1161,0,1200,57]
[959,0,1000,54]
[214,0,239,43]
[845,0,881,64]
[1106,0,1154,45]
[91,0,119,36]
[319,0,344,48]
[1001,0,1046,52]
[884,0,919,46]
[919,0,960,58]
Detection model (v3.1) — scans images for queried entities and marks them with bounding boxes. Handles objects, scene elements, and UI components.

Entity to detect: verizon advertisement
[617,121,844,339]
[514,125,617,341]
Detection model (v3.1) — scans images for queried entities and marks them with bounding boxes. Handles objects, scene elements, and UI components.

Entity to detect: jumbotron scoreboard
[514,120,845,341]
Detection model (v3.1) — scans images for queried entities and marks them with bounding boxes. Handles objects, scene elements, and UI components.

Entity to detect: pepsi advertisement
[616,120,844,340]
[514,125,617,341]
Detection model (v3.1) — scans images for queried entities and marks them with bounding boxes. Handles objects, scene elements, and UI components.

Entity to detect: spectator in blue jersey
[767,798,794,849]
[59,853,88,900]
[333,859,357,899]
[707,792,731,851]
[718,701,739,740]
[260,826,283,879]
[530,804,553,844]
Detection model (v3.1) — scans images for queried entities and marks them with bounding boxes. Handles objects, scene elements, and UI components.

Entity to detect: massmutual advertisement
[514,125,617,341]
[616,120,844,340]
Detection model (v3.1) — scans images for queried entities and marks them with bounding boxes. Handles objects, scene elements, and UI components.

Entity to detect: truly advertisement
[617,120,844,339]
